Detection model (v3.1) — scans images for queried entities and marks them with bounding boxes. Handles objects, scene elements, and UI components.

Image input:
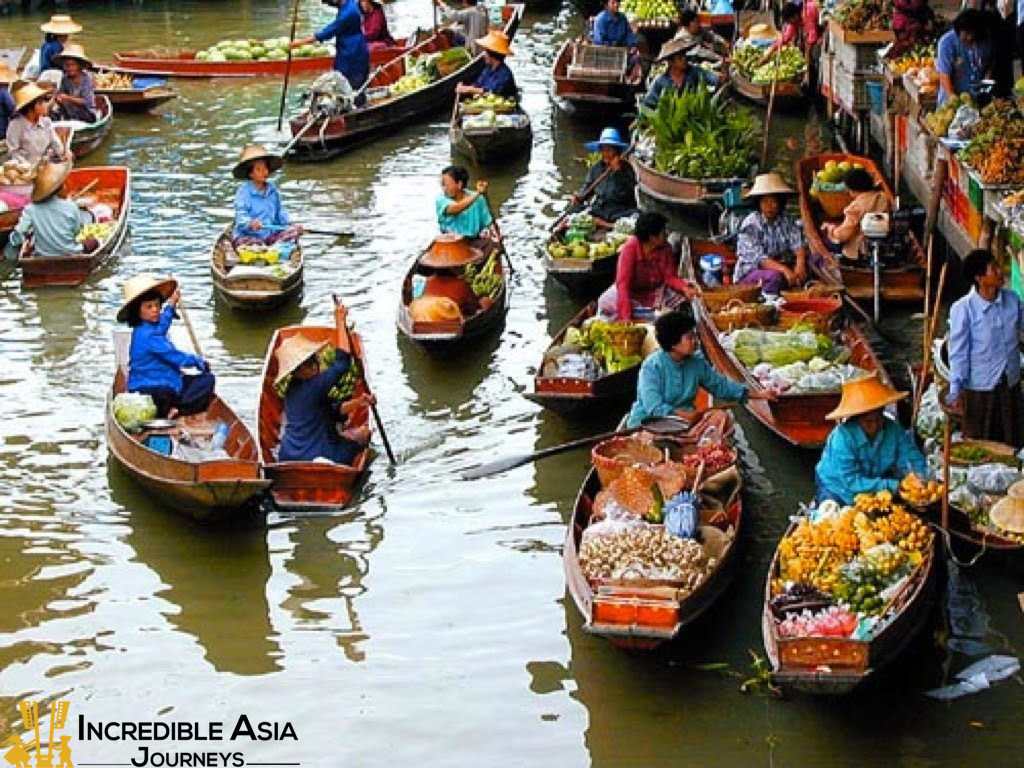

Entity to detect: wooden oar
[277,0,302,132]
[840,291,901,345]
[760,41,783,168]
[281,112,326,156]
[333,294,396,465]
[70,178,99,201]
[549,143,636,233]
[912,259,948,423]
[176,298,204,358]
[200,207,355,238]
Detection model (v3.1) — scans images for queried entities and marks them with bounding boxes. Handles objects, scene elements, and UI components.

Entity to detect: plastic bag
[112,392,157,431]
[925,655,1020,701]
[966,464,1021,494]
[664,491,700,540]
[915,383,945,440]
[947,105,980,140]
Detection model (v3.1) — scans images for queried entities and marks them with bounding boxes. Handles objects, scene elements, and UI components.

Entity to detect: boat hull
[98,86,177,112]
[550,40,643,115]
[210,227,304,310]
[730,66,805,110]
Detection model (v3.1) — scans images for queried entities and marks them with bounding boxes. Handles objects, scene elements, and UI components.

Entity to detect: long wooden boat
[109,39,411,78]
[797,152,926,304]
[397,230,508,351]
[210,227,304,310]
[97,84,178,113]
[54,96,114,160]
[256,318,373,512]
[449,97,532,165]
[762,519,938,694]
[632,153,745,209]
[551,40,644,115]
[106,331,270,522]
[287,5,523,161]
[564,408,745,651]
[681,238,891,448]
[19,166,131,288]
[729,65,804,109]
[524,302,641,417]
[0,205,23,245]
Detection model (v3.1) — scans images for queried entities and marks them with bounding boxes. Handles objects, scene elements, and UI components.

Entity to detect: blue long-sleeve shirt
[0,90,15,139]
[626,349,748,427]
[815,417,929,505]
[475,62,517,98]
[947,287,1024,402]
[642,68,720,109]
[315,0,370,89]
[278,350,356,463]
[233,181,291,240]
[592,11,637,47]
[128,305,205,395]
[40,38,64,72]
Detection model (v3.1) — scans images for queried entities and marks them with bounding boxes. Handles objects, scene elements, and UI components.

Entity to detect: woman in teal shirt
[815,373,929,505]
[437,165,493,239]
[626,311,773,428]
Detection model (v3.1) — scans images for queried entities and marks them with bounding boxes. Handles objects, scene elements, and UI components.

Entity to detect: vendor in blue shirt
[275,319,372,466]
[436,165,493,239]
[292,0,369,89]
[119,274,215,420]
[232,144,302,247]
[592,0,638,47]
[935,9,991,106]
[642,39,721,109]
[456,31,518,99]
[815,373,929,505]
[626,312,774,435]
[947,248,1024,447]
[0,65,16,140]
[38,15,82,74]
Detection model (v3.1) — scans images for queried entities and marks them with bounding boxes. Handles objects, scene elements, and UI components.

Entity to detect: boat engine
[307,71,356,117]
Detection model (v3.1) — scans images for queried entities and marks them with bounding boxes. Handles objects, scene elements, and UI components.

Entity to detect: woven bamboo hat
[419,233,484,268]
[746,22,778,42]
[0,63,16,84]
[117,273,178,323]
[744,172,796,199]
[989,496,1024,534]
[274,334,328,388]
[54,43,93,69]
[31,160,71,203]
[232,144,283,180]
[40,15,83,34]
[476,31,513,57]
[11,80,49,112]
[657,38,699,62]
[826,373,906,421]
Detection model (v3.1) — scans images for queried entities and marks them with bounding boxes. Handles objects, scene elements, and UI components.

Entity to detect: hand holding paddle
[550,142,636,233]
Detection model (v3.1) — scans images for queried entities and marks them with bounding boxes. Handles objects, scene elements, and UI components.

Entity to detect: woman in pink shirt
[597,211,697,322]
[766,1,820,54]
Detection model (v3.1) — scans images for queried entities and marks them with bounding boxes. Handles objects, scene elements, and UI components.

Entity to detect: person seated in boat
[292,0,370,90]
[6,81,72,167]
[119,274,215,420]
[935,9,990,107]
[815,374,928,505]
[37,15,82,75]
[567,127,637,230]
[232,144,302,247]
[456,31,517,99]
[626,311,774,434]
[592,0,638,48]
[274,329,373,466]
[437,165,493,239]
[5,161,98,260]
[820,168,892,263]
[597,211,698,321]
[51,44,96,124]
[759,2,819,64]
[433,0,489,54]
[642,39,721,109]
[732,173,808,296]
[673,9,731,64]
[358,0,395,50]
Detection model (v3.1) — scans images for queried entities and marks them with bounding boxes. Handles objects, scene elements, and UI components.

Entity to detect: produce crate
[820,59,883,112]
[828,18,894,47]
[902,73,937,117]
[827,20,888,71]
[571,42,627,74]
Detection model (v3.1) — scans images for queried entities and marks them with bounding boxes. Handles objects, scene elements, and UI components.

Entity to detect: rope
[930,521,987,569]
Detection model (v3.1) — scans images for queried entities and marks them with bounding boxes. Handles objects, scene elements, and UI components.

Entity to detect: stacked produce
[557,318,646,375]
[635,87,760,180]
[887,44,934,76]
[620,0,680,24]
[546,214,631,261]
[95,72,136,90]
[112,392,157,430]
[0,159,35,186]
[392,48,471,95]
[194,37,330,62]
[724,327,834,368]
[462,93,516,113]
[76,221,114,244]
[898,473,944,507]
[832,0,893,34]
[733,44,805,85]
[579,523,709,587]
[462,252,502,299]
[959,100,1024,184]
[923,92,972,137]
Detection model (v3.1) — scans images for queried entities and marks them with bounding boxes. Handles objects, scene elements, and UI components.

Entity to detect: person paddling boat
[456,31,517,99]
[231,144,302,247]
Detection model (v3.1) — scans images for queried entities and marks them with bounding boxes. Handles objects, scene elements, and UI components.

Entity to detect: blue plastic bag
[664,491,700,539]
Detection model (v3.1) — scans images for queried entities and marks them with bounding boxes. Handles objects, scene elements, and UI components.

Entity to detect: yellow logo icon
[3,701,72,768]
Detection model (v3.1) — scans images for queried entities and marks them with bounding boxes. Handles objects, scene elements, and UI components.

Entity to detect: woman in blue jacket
[292,0,370,89]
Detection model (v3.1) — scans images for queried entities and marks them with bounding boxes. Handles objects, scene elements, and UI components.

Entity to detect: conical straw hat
[419,233,484,268]
[476,31,513,57]
[744,172,796,199]
[30,160,71,203]
[40,15,83,34]
[989,495,1024,534]
[11,80,49,112]
[274,334,328,388]
[54,43,93,69]
[232,144,283,180]
[117,274,178,323]
[826,372,906,421]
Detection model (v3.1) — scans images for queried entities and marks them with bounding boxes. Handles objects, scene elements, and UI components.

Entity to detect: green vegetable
[113,392,157,431]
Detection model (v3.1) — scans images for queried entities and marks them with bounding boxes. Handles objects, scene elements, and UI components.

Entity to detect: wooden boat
[210,227,304,310]
[524,302,641,417]
[564,408,745,650]
[256,319,373,512]
[0,205,23,245]
[762,519,938,694]
[551,40,644,115]
[106,331,270,522]
[19,166,131,288]
[632,153,745,209]
[109,39,412,78]
[287,5,523,160]
[55,96,114,160]
[542,231,620,299]
[797,152,926,304]
[729,64,805,109]
[681,238,891,448]
[397,230,508,351]
[449,96,532,165]
[97,83,177,113]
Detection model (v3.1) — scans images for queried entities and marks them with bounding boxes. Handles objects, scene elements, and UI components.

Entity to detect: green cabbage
[113,393,157,431]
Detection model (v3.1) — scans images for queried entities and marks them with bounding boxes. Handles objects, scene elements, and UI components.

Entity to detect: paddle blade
[460,453,531,481]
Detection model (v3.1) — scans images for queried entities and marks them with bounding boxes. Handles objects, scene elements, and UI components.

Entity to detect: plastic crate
[866,80,884,115]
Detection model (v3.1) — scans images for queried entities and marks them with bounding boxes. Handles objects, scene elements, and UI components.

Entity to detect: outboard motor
[307,71,356,117]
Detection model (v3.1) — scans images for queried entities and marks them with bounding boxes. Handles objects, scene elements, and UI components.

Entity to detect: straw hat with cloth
[656,38,700,63]
[11,80,50,113]
[988,495,1024,534]
[53,43,93,70]
[476,31,513,58]
[232,144,283,180]
[31,160,72,203]
[826,373,907,421]
[117,274,178,323]
[41,15,83,35]
[419,233,484,269]
[274,334,329,388]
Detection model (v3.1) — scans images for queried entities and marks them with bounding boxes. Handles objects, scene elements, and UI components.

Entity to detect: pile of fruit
[391,71,433,96]
[812,158,867,188]
[778,605,858,638]
[562,320,645,374]
[275,344,360,401]
[580,521,709,588]
[833,0,892,34]
[733,44,805,85]
[636,86,759,180]
[462,93,516,113]
[898,473,944,507]
[960,100,1024,184]
[95,72,135,90]
[924,92,972,137]
[620,0,680,23]
[195,37,330,63]
[680,442,735,476]
[76,221,114,244]
[886,44,935,76]
[0,159,35,187]
[546,234,627,261]
[462,252,502,299]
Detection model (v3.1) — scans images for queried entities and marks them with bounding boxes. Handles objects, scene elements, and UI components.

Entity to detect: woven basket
[702,282,761,312]
[781,281,843,302]
[813,185,854,218]
[591,436,663,488]
[711,299,777,332]
[777,297,842,333]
